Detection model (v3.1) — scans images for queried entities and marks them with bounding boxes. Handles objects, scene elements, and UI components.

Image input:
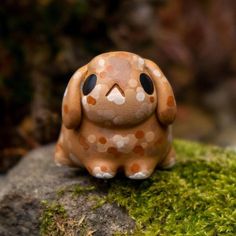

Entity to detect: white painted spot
[138,57,145,69]
[90,84,102,99]
[97,143,108,152]
[132,55,138,61]
[107,87,125,105]
[97,109,115,119]
[136,87,141,92]
[112,135,129,149]
[128,171,150,179]
[153,69,161,77]
[141,142,148,148]
[82,96,87,106]
[98,58,105,67]
[63,87,68,97]
[136,92,145,102]
[128,79,138,88]
[69,153,82,166]
[127,134,138,146]
[145,131,155,142]
[138,57,144,66]
[87,135,96,143]
[93,166,114,179]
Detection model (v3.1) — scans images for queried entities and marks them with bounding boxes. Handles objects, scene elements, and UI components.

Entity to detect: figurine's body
[55,51,177,179]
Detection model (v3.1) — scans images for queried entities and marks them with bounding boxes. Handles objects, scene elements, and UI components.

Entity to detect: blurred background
[0,0,236,173]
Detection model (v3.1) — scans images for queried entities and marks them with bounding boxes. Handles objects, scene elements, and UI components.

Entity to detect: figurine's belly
[65,115,171,161]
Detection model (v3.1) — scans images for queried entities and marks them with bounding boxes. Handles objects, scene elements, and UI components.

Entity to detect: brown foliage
[0,0,235,171]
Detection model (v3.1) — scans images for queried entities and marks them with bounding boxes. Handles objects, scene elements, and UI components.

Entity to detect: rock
[0,141,236,236]
[0,145,135,236]
[0,175,5,192]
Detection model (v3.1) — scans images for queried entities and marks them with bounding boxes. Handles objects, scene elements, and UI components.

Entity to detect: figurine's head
[62,51,176,129]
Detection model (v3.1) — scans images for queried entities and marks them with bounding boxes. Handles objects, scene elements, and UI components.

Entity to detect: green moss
[107,140,236,235]
[40,184,96,235]
[40,200,91,236]
[56,184,96,198]
[88,195,107,209]
[72,185,95,197]
[56,187,66,197]
[71,184,107,209]
[40,200,67,236]
[40,140,236,235]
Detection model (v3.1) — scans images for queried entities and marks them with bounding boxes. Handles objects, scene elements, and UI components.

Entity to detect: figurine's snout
[106,83,125,105]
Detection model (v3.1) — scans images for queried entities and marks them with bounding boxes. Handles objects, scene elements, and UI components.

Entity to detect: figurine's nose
[106,83,125,105]
[106,83,124,96]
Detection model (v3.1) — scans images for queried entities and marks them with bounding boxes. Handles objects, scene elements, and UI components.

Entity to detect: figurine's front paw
[91,166,116,179]
[125,163,153,180]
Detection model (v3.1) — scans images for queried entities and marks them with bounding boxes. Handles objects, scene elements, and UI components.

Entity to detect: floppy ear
[145,59,177,125]
[62,65,87,129]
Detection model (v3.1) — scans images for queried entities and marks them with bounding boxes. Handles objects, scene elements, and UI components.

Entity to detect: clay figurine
[55,51,177,179]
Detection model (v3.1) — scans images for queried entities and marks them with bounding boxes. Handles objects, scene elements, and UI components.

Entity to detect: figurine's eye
[82,74,97,95]
[139,73,154,94]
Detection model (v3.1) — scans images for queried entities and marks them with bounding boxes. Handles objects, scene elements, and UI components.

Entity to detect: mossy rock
[0,140,235,235]
[107,140,236,235]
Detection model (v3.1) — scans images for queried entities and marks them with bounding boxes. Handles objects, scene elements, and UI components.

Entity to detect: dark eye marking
[139,73,154,94]
[82,74,97,95]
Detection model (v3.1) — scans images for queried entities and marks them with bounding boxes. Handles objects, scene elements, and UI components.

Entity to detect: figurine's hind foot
[159,147,176,169]
[125,159,156,179]
[128,171,152,180]
[86,162,117,179]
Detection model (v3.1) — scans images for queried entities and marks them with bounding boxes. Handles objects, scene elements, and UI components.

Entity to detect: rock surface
[0,141,236,236]
[0,145,135,236]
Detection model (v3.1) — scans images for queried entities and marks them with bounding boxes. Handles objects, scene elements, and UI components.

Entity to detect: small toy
[55,51,177,179]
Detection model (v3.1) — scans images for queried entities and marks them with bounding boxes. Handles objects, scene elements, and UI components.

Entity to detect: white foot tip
[128,171,150,180]
[92,167,114,179]
[55,161,63,167]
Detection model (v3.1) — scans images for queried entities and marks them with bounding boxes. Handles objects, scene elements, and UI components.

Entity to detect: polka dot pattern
[167,96,175,107]
[87,96,96,105]
[145,131,155,142]
[58,51,175,179]
[99,137,107,144]
[63,105,69,114]
[130,163,140,173]
[135,130,144,139]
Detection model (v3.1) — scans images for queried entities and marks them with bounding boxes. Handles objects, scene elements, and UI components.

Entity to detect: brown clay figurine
[55,51,177,179]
